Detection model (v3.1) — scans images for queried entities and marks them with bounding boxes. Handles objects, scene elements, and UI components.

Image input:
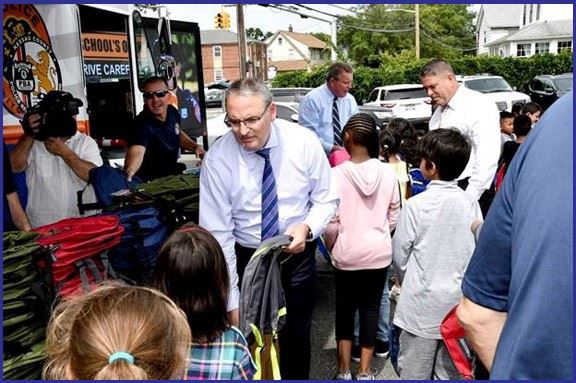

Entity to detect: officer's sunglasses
[143,90,169,99]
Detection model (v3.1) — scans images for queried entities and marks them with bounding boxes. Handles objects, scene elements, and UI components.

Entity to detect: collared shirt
[127,105,182,181]
[25,132,103,228]
[185,326,256,380]
[199,118,338,310]
[428,85,500,200]
[299,83,359,154]
[392,180,482,339]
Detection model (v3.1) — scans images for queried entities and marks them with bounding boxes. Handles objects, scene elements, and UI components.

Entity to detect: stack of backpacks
[3,231,51,379]
[2,168,201,378]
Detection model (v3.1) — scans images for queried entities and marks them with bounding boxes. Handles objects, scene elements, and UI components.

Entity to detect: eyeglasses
[224,102,271,129]
[143,90,169,99]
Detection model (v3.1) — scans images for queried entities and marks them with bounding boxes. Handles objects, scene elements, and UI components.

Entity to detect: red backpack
[34,215,124,298]
[494,162,508,192]
[440,305,475,380]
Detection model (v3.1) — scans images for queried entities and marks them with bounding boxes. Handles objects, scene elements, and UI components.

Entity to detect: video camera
[21,90,83,141]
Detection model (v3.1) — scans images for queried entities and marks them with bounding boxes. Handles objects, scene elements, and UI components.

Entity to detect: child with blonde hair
[42,282,191,380]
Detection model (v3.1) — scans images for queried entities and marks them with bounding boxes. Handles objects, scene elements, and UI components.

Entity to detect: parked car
[205,89,224,108]
[524,73,572,111]
[202,101,301,149]
[456,75,530,112]
[357,105,394,129]
[364,84,432,126]
[270,87,312,103]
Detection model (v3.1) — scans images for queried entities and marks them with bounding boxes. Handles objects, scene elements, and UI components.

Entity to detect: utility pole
[415,4,420,59]
[330,19,337,61]
[237,4,247,79]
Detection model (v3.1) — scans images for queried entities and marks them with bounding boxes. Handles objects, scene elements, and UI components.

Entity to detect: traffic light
[222,11,231,29]
[214,12,223,29]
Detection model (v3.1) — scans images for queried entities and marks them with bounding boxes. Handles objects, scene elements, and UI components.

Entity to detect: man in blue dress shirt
[199,78,338,380]
[299,62,359,155]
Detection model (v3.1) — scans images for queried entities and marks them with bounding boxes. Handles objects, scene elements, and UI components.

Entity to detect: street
[309,253,399,380]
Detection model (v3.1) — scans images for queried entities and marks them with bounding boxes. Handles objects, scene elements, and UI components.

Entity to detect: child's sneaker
[374,340,390,358]
[334,370,353,380]
[355,372,375,380]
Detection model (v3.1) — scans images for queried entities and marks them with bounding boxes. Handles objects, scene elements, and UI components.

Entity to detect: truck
[3,4,208,156]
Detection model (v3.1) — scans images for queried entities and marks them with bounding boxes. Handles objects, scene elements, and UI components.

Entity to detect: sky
[162,3,573,36]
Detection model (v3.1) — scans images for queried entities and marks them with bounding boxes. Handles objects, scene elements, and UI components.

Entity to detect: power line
[326,4,357,13]
[338,23,414,33]
[419,28,477,52]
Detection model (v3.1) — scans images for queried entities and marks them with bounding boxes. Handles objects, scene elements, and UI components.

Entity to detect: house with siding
[266,25,327,73]
[476,4,573,56]
[485,19,572,57]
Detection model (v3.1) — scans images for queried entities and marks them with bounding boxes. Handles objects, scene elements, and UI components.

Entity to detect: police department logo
[3,5,62,118]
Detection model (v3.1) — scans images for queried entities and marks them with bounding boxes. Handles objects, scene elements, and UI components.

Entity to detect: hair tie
[108,351,134,365]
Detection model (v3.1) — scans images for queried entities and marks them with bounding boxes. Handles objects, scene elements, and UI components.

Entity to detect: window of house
[517,43,531,57]
[557,41,572,53]
[214,69,223,81]
[288,48,294,58]
[278,37,283,45]
[483,31,487,43]
[535,42,549,55]
[213,45,222,58]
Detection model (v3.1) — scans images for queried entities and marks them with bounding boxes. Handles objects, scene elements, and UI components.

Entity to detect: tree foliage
[246,27,273,41]
[337,4,476,66]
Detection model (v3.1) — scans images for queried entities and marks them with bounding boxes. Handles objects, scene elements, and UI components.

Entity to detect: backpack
[102,205,170,284]
[3,231,51,379]
[494,161,508,192]
[34,215,124,298]
[134,174,200,228]
[440,305,475,380]
[409,167,430,196]
[77,165,142,214]
[239,235,292,380]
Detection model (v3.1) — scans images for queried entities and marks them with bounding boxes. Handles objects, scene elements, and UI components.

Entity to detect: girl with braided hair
[324,113,401,380]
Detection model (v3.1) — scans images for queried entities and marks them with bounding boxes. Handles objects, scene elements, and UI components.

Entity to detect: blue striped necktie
[256,148,279,241]
[332,96,343,146]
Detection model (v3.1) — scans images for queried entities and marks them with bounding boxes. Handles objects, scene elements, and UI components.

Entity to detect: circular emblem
[3,5,62,118]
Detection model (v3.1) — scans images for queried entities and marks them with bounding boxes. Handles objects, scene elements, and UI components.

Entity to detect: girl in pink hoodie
[325,113,401,380]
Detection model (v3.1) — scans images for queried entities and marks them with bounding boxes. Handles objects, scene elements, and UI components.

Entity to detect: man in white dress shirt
[420,59,500,216]
[199,78,338,379]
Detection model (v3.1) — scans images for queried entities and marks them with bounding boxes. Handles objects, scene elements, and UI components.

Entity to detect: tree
[246,27,273,41]
[337,4,476,66]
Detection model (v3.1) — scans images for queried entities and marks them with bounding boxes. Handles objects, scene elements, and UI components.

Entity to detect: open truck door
[4,4,207,153]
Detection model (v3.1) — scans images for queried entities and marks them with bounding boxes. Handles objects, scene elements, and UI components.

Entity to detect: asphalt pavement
[309,253,399,380]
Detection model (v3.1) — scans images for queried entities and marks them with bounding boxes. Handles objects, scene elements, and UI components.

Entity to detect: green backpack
[3,231,51,380]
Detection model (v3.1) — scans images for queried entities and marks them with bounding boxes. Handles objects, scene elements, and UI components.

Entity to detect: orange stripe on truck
[3,120,90,145]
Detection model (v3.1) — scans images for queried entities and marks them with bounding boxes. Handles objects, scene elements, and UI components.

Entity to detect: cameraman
[9,93,102,228]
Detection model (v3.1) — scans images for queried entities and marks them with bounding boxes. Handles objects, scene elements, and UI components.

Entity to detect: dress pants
[235,239,318,380]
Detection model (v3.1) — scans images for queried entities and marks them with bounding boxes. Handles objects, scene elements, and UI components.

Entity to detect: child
[392,128,482,380]
[522,102,543,126]
[495,114,533,192]
[324,113,400,380]
[43,282,191,380]
[499,110,515,153]
[379,127,410,203]
[153,223,257,380]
